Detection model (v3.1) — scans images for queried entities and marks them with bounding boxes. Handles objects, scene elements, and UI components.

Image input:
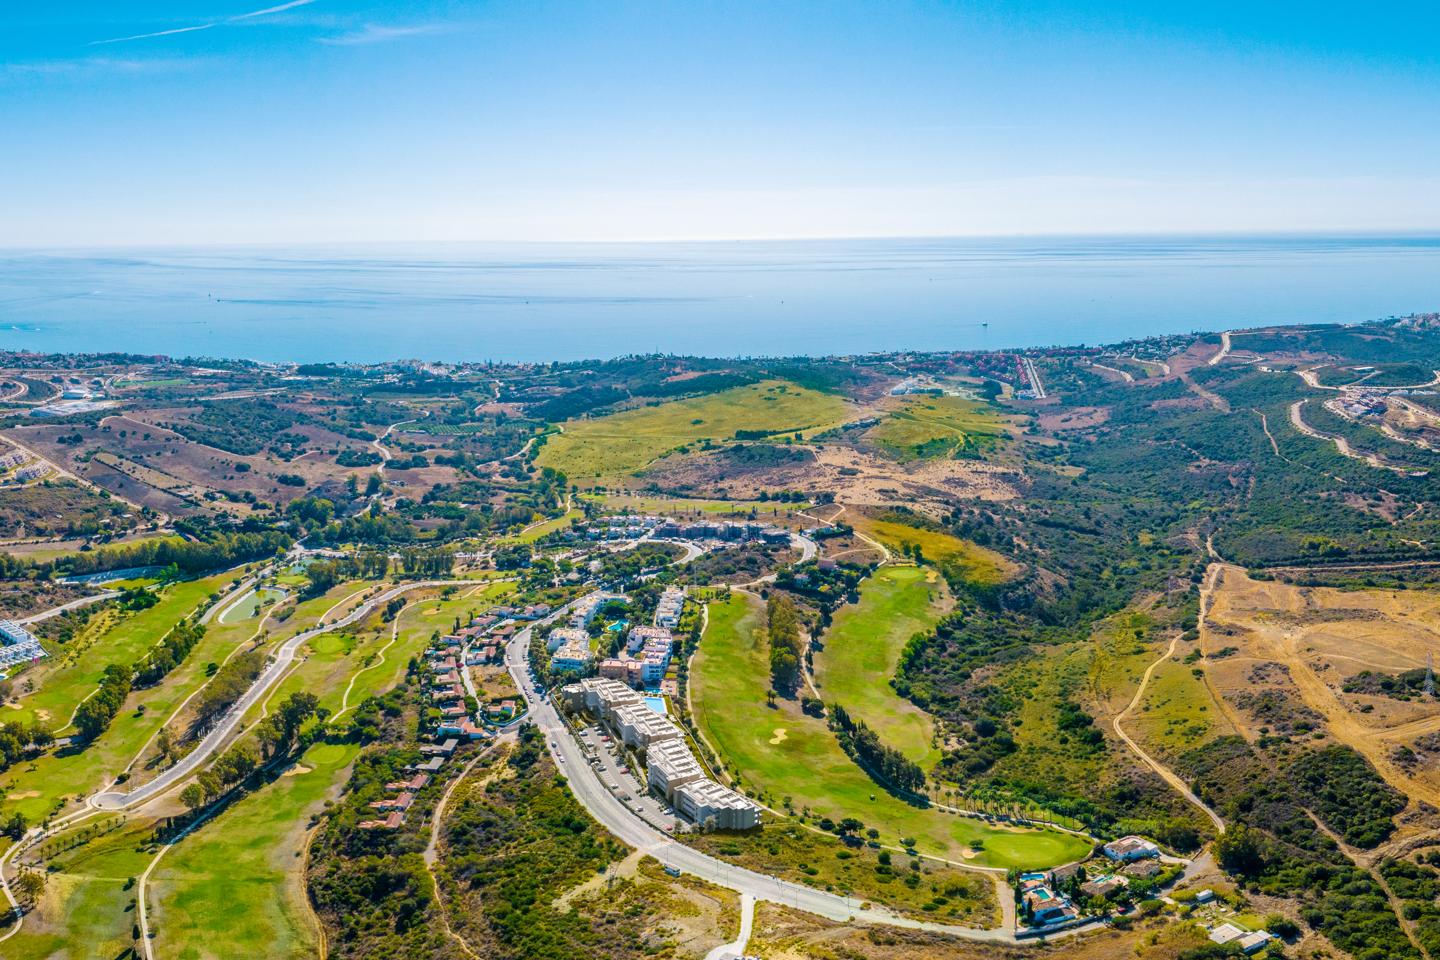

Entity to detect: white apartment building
[674,778,761,830]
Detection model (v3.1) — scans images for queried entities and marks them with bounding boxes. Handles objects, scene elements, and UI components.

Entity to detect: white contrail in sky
[90,0,318,45]
[90,23,217,46]
[232,0,318,21]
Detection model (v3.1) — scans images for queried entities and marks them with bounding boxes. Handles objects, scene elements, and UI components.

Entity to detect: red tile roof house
[441,719,487,739]
[440,704,468,718]
[385,774,430,792]
[358,811,405,830]
[371,792,416,813]
[430,684,465,701]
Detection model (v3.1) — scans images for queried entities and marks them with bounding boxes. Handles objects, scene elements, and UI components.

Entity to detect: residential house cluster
[573,515,792,549]
[547,592,624,673]
[0,449,29,472]
[424,637,485,740]
[0,619,47,672]
[359,742,451,830]
[559,677,760,829]
[598,623,675,688]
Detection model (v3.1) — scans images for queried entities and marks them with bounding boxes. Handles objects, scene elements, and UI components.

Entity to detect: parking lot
[577,724,681,831]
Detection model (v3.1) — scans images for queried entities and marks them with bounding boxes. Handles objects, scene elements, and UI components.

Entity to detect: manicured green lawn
[3,818,155,960]
[691,593,1090,871]
[6,573,236,731]
[812,566,946,768]
[535,380,851,478]
[503,509,582,544]
[149,739,359,960]
[1,589,285,823]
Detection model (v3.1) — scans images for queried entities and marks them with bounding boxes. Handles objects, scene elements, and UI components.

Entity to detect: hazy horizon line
[6,227,1440,254]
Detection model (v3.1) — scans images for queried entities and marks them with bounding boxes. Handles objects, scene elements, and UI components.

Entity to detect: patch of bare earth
[1203,565,1440,808]
[1039,406,1110,430]
[749,904,1211,960]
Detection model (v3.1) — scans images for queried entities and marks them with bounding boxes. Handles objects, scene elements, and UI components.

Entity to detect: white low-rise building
[611,702,683,748]
[674,778,760,830]
[1102,835,1160,862]
[560,677,644,719]
[546,626,590,653]
[0,619,47,669]
[654,587,685,629]
[646,737,706,800]
[550,635,593,673]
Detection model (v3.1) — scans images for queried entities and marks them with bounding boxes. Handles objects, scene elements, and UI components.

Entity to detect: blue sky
[3,1,1439,244]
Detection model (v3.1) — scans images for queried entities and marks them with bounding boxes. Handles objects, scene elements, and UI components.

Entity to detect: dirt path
[1196,564,1250,741]
[1203,565,1440,809]
[1089,362,1134,383]
[422,742,511,960]
[1178,372,1230,412]
[1112,634,1226,833]
[1307,811,1432,960]
[1207,331,1232,366]
[371,417,420,476]
[1289,399,1424,475]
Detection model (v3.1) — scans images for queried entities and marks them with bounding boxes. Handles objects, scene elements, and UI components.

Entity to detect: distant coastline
[2,234,1438,364]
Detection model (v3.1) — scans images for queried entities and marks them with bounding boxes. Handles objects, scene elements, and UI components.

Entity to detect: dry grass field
[1201,565,1440,805]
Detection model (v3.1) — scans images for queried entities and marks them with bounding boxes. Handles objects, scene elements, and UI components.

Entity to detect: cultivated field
[690,593,1091,870]
[534,380,851,479]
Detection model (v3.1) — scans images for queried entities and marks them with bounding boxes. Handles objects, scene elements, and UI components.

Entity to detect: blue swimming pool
[643,695,668,715]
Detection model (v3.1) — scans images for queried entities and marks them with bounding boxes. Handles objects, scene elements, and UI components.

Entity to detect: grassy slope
[6,572,235,730]
[691,593,1090,871]
[3,820,155,960]
[850,515,1018,588]
[811,565,946,768]
[2,602,286,823]
[150,740,359,960]
[866,396,1007,461]
[148,583,477,958]
[535,380,850,478]
[1,574,256,823]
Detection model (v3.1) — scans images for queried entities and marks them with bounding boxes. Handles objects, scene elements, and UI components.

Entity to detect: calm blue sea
[2,235,1439,364]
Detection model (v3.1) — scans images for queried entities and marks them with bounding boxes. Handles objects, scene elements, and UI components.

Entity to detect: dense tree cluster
[179,741,261,812]
[196,649,268,724]
[134,618,206,688]
[828,703,926,795]
[0,719,53,776]
[304,552,391,596]
[56,530,291,578]
[766,594,803,694]
[73,664,133,741]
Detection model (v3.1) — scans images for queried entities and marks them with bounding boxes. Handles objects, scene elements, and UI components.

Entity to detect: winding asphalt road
[503,606,1045,943]
[90,578,472,810]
